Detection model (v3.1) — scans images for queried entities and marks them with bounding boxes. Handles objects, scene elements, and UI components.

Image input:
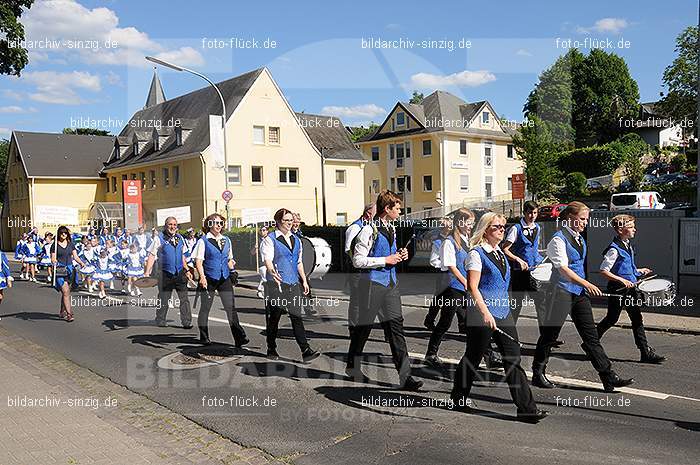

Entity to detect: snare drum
[530,262,553,288]
[301,237,332,280]
[637,278,676,306]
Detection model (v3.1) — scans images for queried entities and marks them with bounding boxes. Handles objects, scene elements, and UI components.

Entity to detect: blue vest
[157,232,184,275]
[267,233,301,285]
[201,236,231,280]
[365,226,398,287]
[553,230,587,295]
[474,246,511,319]
[606,239,640,283]
[446,237,469,292]
[510,222,543,269]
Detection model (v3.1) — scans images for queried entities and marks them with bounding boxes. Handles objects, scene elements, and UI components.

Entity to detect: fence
[402,195,524,221]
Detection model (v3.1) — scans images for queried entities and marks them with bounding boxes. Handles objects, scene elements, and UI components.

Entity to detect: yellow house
[357,91,523,216]
[102,67,365,227]
[1,131,111,250]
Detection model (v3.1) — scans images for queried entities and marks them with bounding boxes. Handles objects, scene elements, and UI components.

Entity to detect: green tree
[622,154,645,192]
[62,128,111,136]
[349,123,379,143]
[409,91,424,104]
[658,26,698,137]
[562,172,588,199]
[0,0,34,76]
[512,116,561,200]
[0,138,9,201]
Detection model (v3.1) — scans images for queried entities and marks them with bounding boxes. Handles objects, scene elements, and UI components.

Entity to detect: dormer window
[133,141,139,156]
[482,111,490,124]
[175,127,183,146]
[396,112,405,126]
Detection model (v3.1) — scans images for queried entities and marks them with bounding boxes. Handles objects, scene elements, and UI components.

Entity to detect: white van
[609,191,665,211]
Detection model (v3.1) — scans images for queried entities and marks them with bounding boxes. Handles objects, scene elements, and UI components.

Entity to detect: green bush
[557,133,648,177]
[561,172,589,199]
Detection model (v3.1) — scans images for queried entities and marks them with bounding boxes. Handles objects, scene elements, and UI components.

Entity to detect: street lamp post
[320,147,328,226]
[145,56,230,226]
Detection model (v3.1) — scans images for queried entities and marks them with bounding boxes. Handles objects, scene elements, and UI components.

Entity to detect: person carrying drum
[344,203,376,338]
[596,214,665,364]
[262,208,320,362]
[423,217,460,331]
[292,212,318,317]
[531,202,634,392]
[345,190,423,391]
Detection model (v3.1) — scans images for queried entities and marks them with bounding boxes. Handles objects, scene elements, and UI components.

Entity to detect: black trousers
[347,279,412,383]
[347,271,362,338]
[264,281,310,352]
[156,269,191,325]
[426,287,468,356]
[509,269,547,324]
[425,272,451,323]
[452,310,537,414]
[597,288,648,350]
[533,287,612,374]
[197,276,247,344]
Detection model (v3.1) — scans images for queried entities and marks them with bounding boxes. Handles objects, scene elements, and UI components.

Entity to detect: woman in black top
[50,226,85,322]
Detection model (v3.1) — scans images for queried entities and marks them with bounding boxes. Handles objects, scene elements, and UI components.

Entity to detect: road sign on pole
[222,190,233,203]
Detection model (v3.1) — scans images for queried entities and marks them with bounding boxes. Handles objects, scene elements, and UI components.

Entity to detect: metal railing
[402,193,522,220]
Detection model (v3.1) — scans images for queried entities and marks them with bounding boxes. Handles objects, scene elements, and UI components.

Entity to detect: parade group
[0,190,668,424]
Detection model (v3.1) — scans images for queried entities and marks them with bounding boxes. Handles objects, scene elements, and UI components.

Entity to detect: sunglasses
[210,220,225,226]
[490,224,506,231]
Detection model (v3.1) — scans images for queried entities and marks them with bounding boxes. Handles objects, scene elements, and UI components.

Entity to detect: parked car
[538,203,567,219]
[609,191,666,211]
[586,179,604,190]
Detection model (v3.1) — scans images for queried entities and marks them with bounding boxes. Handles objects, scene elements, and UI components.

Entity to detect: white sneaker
[135,288,142,296]
[99,290,106,299]
[109,281,114,290]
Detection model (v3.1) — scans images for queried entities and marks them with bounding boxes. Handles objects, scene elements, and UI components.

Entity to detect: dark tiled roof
[103,68,264,170]
[296,113,364,161]
[12,131,114,178]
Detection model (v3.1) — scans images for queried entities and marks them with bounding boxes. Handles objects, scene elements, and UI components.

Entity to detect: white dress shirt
[260,230,303,265]
[439,234,469,270]
[505,218,536,244]
[547,226,582,269]
[467,242,506,272]
[344,221,363,254]
[599,238,630,272]
[352,222,392,269]
[191,232,234,261]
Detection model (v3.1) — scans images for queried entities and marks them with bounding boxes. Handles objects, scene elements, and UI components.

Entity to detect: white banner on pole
[35,205,79,226]
[156,206,191,226]
[241,207,272,226]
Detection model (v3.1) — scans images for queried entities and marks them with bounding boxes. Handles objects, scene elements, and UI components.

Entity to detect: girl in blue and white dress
[105,240,120,290]
[78,242,98,293]
[125,243,144,296]
[92,250,114,299]
[117,239,131,290]
[39,233,55,283]
[14,234,27,280]
[22,235,41,282]
[0,251,14,319]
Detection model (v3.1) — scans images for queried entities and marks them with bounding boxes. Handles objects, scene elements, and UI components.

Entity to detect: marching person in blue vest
[144,216,192,328]
[261,208,320,362]
[532,202,634,392]
[291,212,318,317]
[423,217,457,330]
[424,209,473,368]
[345,191,423,391]
[450,212,547,423]
[344,203,376,338]
[0,250,15,320]
[596,214,665,363]
[502,200,547,324]
[192,213,248,347]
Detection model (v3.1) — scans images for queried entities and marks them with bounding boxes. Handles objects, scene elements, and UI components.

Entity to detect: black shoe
[302,347,320,362]
[517,409,549,424]
[304,308,318,316]
[458,323,467,334]
[485,351,503,369]
[531,371,555,389]
[640,347,665,364]
[235,337,250,348]
[423,316,436,330]
[553,340,564,348]
[155,320,167,327]
[199,336,212,345]
[424,354,443,368]
[401,376,423,391]
[600,371,634,392]
[266,349,280,360]
[345,366,370,383]
[182,323,193,329]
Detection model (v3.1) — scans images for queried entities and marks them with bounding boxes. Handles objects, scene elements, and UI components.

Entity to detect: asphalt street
[1,273,698,465]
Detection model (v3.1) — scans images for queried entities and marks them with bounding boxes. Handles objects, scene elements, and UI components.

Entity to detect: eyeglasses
[281,218,294,223]
[490,224,506,231]
[211,220,225,226]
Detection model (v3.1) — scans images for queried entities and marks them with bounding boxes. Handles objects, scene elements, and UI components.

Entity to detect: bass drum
[301,237,332,280]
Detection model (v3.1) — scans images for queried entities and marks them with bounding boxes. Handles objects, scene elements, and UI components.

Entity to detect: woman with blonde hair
[424,209,473,367]
[451,212,546,423]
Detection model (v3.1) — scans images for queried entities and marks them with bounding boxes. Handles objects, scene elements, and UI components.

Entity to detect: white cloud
[409,70,496,89]
[0,106,37,113]
[577,18,628,34]
[3,90,23,100]
[320,104,386,119]
[516,49,533,57]
[0,128,11,138]
[23,0,204,68]
[151,47,205,68]
[22,70,101,104]
[104,70,122,86]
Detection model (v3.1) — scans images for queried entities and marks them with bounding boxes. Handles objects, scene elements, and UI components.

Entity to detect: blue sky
[0,0,696,138]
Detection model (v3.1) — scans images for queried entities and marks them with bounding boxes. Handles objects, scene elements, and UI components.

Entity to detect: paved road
[1,274,698,465]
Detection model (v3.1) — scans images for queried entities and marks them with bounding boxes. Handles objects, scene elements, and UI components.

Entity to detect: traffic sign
[222,190,233,202]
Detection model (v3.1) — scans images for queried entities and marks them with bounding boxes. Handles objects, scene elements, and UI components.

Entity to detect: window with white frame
[507,144,514,159]
[397,177,405,193]
[459,139,467,156]
[482,111,490,124]
[460,175,469,192]
[390,177,395,191]
[405,175,411,192]
[149,170,156,189]
[279,167,298,184]
[228,165,241,184]
[162,168,170,187]
[404,141,411,158]
[371,146,379,161]
[423,175,433,192]
[422,139,432,156]
[253,125,264,144]
[335,169,346,185]
[251,166,263,184]
[389,144,395,159]
[173,165,180,185]
[371,179,380,194]
[268,126,280,144]
[396,112,405,126]
[507,176,513,191]
[396,143,404,167]
[484,143,493,167]
[336,212,348,226]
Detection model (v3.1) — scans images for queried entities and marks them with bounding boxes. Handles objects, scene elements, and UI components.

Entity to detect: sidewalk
[0,327,283,465]
[237,270,700,336]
